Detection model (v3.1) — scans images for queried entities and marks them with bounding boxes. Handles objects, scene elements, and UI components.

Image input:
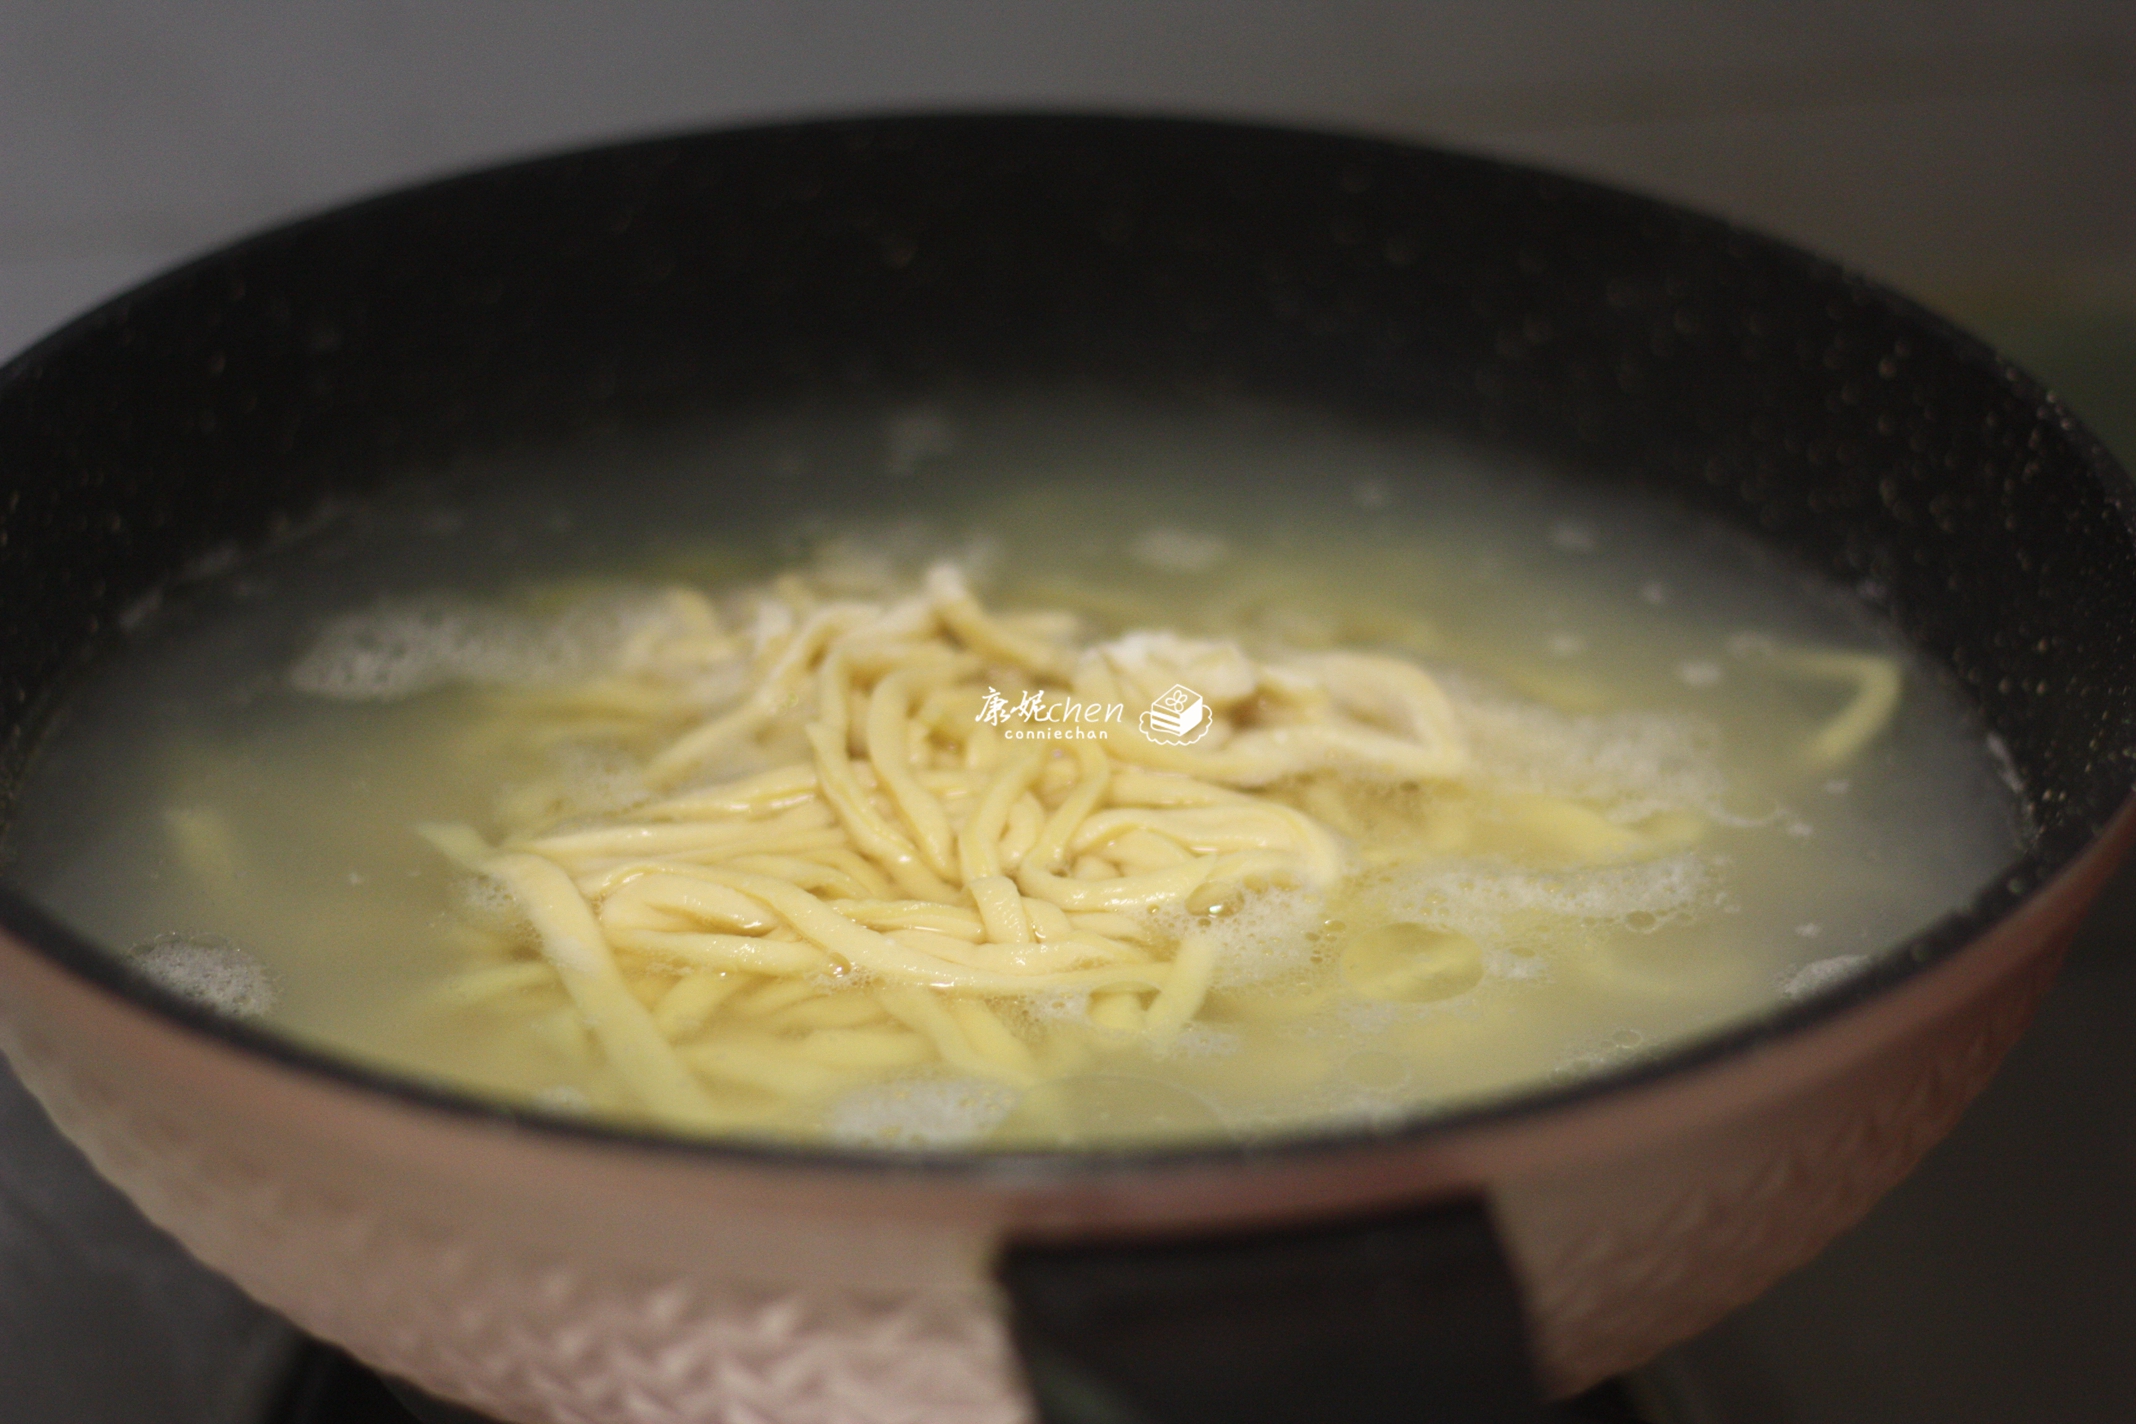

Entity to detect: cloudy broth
[0,397,2025,1149]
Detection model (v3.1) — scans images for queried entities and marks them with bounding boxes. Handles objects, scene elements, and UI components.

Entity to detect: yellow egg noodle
[405,563,1904,1136]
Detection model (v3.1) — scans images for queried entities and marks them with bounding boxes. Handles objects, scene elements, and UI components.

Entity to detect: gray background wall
[2,1,2132,359]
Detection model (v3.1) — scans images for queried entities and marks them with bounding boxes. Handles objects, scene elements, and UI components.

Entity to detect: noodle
[400,559,1908,1138]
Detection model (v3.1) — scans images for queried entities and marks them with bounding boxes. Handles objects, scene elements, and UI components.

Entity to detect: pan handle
[998,1194,1550,1424]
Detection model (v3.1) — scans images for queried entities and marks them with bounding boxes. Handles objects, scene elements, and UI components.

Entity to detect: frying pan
[0,115,2131,1424]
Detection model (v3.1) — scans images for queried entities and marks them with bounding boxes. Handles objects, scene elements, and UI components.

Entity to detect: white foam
[1677,660,1723,688]
[823,1077,1019,1149]
[1154,1021,1243,1060]
[1442,676,1726,825]
[454,875,533,939]
[1159,886,1325,989]
[1336,998,1405,1034]
[1550,1033,1646,1085]
[287,588,735,704]
[1025,988,1093,1023]
[1780,954,1872,1002]
[545,744,655,821]
[290,598,604,700]
[1486,943,1552,981]
[1380,853,1719,946]
[533,1084,593,1114]
[127,932,275,1018]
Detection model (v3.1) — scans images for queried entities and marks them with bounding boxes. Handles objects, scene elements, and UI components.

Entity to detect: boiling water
[0,396,2026,1149]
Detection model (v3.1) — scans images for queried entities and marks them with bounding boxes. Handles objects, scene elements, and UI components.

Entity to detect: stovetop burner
[265,1340,1664,1424]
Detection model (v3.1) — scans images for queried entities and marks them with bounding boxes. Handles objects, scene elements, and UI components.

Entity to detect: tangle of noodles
[406,561,1903,1138]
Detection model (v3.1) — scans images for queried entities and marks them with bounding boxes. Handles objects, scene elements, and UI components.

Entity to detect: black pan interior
[0,114,2130,1161]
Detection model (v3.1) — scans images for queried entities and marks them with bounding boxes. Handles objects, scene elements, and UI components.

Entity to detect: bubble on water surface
[127,932,275,1018]
[824,1077,1018,1149]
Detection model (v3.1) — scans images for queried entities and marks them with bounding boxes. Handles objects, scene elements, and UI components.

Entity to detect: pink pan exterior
[3,801,2125,1422]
